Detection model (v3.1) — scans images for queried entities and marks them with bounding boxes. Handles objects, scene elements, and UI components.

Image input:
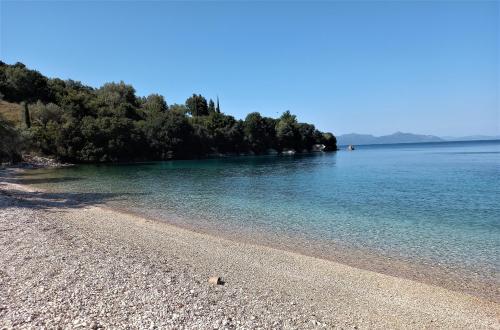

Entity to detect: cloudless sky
[1,0,498,136]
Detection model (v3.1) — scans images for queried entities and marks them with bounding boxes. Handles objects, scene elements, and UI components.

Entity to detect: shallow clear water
[26,140,500,294]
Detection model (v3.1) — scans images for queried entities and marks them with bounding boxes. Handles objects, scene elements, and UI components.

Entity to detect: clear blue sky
[1,1,498,136]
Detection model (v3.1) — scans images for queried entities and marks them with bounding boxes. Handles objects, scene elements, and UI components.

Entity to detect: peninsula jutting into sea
[0,61,338,164]
[1,1,499,329]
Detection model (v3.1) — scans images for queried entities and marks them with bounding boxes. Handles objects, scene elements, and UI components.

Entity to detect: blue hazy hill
[337,132,444,146]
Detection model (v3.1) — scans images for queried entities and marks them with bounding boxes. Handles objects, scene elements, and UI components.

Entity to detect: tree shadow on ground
[0,186,144,210]
[1,176,83,185]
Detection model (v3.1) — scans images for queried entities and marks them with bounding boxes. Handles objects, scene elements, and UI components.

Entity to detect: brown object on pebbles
[208,276,223,285]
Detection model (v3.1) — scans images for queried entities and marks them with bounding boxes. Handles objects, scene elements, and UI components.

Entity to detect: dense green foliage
[0,113,23,162]
[0,61,337,163]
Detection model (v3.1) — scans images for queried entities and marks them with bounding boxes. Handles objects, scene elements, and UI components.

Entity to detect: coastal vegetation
[0,61,337,163]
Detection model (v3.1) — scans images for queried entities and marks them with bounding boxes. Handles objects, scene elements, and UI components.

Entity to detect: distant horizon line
[336,132,500,139]
[337,139,500,147]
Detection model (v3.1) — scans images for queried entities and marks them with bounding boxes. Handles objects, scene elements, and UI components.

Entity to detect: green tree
[297,123,316,151]
[141,94,168,113]
[226,120,246,153]
[140,94,168,118]
[48,79,96,119]
[244,112,267,153]
[216,97,220,113]
[29,102,71,158]
[0,113,23,162]
[143,110,195,159]
[0,62,51,103]
[275,111,299,150]
[205,112,238,153]
[186,94,208,116]
[321,132,337,151]
[169,103,189,115]
[79,116,143,162]
[95,82,140,120]
[21,102,31,128]
[208,99,216,114]
[190,123,212,156]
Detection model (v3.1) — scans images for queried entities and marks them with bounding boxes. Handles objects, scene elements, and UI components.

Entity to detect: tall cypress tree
[208,99,216,114]
[22,102,31,128]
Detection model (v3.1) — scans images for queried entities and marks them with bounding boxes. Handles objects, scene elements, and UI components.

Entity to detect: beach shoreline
[6,166,499,304]
[112,203,500,304]
[1,168,499,328]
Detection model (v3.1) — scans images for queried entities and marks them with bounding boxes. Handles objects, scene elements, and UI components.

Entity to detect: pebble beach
[1,171,499,329]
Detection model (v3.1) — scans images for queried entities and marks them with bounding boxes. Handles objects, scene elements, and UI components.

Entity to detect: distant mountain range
[337,132,500,146]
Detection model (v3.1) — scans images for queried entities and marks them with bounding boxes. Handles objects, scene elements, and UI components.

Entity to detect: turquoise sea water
[24,140,500,297]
